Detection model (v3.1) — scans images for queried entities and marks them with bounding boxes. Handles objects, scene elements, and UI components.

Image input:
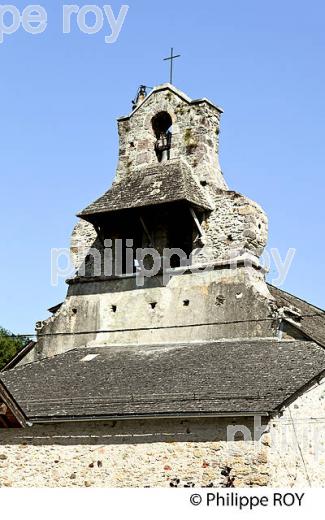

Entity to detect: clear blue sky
[1,0,324,334]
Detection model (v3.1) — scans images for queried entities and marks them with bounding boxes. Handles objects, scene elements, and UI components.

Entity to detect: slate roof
[1,340,325,422]
[78,160,213,219]
[268,284,325,347]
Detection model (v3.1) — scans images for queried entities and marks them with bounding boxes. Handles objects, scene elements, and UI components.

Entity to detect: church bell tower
[34,83,274,360]
[76,83,268,271]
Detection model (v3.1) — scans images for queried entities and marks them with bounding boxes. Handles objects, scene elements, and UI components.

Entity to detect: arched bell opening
[152,111,173,162]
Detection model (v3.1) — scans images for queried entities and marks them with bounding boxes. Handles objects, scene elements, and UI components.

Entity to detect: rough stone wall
[70,220,97,271]
[2,385,324,487]
[0,417,270,488]
[267,378,325,486]
[116,85,227,189]
[195,189,268,264]
[2,385,324,488]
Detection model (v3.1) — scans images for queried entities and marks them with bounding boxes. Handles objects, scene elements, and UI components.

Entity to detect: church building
[0,83,325,487]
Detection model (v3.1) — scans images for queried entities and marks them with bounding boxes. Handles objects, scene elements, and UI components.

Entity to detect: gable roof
[0,379,28,428]
[118,83,223,121]
[1,341,36,372]
[78,160,213,220]
[268,284,325,347]
[1,339,324,423]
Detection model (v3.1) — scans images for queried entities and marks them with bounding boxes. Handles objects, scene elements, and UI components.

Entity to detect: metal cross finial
[163,47,181,84]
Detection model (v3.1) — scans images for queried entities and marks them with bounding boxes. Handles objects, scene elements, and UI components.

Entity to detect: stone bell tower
[75,83,268,268]
[31,83,277,362]
[116,83,226,188]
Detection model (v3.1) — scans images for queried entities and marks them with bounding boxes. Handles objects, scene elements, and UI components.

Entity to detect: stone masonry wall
[71,220,97,271]
[0,417,270,488]
[195,189,268,264]
[268,377,325,486]
[1,383,324,488]
[30,267,277,362]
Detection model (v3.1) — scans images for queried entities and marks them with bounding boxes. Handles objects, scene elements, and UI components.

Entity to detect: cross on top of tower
[163,47,181,84]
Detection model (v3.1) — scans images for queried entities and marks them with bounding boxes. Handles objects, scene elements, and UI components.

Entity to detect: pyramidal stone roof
[78,160,213,219]
[1,339,325,422]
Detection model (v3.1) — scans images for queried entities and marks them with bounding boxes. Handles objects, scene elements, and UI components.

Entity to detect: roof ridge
[268,283,325,314]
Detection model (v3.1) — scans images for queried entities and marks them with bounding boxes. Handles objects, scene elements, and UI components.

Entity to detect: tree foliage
[0,327,29,370]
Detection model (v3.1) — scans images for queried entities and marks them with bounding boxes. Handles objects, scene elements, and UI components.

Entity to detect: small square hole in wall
[183,300,190,307]
[150,302,157,310]
[111,305,117,313]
